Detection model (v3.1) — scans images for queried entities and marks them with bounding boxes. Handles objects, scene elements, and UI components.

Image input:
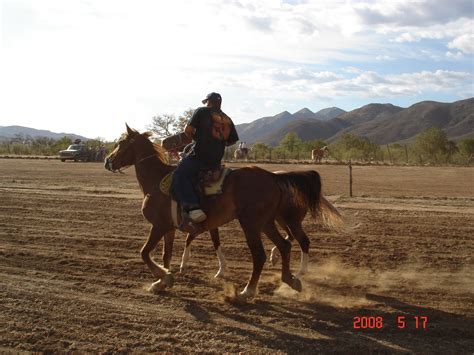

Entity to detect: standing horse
[105,124,303,298]
[312,146,329,163]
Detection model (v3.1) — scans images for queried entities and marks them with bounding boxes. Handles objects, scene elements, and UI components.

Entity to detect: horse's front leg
[141,225,174,293]
[162,230,175,271]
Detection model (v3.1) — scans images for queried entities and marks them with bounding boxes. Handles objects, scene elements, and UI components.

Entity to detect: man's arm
[184,107,203,138]
[184,124,195,139]
[226,121,239,146]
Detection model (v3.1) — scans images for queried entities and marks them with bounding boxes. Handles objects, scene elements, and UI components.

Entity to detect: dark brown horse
[105,125,341,298]
[179,172,343,279]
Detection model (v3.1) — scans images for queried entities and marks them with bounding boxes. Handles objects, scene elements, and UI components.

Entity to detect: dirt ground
[1,159,473,353]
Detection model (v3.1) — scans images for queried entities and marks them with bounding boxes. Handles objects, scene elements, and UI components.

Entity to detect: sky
[1,0,473,140]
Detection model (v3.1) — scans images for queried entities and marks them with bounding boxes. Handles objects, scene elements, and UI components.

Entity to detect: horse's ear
[125,123,133,135]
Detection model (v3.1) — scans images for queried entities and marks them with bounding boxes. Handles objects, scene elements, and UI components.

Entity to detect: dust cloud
[274,258,473,308]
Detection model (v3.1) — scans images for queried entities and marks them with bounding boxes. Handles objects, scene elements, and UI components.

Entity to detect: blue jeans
[171,155,207,209]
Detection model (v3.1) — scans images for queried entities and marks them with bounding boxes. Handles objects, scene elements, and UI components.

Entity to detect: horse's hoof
[291,277,302,292]
[238,286,257,300]
[149,279,167,294]
[149,273,174,294]
[179,265,187,274]
[163,272,174,288]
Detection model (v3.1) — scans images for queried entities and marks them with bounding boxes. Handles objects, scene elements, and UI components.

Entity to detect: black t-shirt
[188,107,239,166]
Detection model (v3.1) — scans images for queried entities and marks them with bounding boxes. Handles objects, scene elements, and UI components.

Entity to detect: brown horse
[179,172,343,279]
[312,146,329,163]
[105,124,305,298]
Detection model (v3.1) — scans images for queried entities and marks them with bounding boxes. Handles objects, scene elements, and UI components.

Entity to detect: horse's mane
[124,129,170,165]
[151,140,170,165]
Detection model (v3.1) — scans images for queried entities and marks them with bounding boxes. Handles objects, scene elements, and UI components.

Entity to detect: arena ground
[1,159,473,353]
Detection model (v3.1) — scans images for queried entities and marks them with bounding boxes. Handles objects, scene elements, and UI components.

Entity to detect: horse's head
[104,123,152,173]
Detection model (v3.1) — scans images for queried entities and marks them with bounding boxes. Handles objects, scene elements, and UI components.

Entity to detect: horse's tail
[274,170,343,229]
[319,195,344,229]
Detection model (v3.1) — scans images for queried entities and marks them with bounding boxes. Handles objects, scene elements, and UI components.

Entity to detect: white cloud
[392,32,420,43]
[353,0,472,27]
[0,0,473,138]
[220,68,472,101]
[448,33,474,54]
[375,55,393,61]
[446,51,464,60]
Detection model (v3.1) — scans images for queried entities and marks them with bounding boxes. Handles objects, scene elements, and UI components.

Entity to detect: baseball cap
[202,92,222,104]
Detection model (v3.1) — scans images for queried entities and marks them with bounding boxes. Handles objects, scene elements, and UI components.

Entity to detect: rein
[136,154,156,165]
[114,154,157,174]
[108,133,158,174]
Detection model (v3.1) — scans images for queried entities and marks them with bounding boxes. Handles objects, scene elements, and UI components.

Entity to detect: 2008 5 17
[353,316,428,329]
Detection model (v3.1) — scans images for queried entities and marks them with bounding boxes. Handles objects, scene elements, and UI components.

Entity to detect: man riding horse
[171,92,239,223]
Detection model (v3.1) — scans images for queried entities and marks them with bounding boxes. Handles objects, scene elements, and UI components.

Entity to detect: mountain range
[1,97,472,146]
[0,125,89,142]
[236,98,473,145]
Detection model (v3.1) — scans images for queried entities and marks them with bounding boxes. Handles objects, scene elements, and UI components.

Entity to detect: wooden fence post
[349,160,353,197]
[387,144,393,164]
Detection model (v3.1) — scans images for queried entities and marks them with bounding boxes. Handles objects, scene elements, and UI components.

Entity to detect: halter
[106,134,156,173]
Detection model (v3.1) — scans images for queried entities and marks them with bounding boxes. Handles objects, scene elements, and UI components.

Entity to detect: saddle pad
[160,172,173,196]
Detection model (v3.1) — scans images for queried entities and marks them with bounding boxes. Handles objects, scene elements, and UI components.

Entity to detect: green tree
[149,108,195,139]
[251,142,270,159]
[413,127,448,163]
[176,108,194,132]
[331,133,379,161]
[278,132,302,154]
[458,138,474,156]
[149,114,177,138]
[445,140,458,163]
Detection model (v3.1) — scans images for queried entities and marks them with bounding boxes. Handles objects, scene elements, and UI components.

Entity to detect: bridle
[105,134,156,173]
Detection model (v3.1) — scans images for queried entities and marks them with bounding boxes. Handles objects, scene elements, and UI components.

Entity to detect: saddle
[159,166,233,232]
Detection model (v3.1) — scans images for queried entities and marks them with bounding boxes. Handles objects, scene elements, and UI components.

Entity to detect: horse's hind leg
[162,230,175,270]
[238,222,266,298]
[287,221,310,277]
[270,218,293,266]
[263,221,302,292]
[210,228,226,278]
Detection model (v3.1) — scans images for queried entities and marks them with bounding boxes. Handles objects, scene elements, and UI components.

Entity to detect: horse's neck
[134,157,173,196]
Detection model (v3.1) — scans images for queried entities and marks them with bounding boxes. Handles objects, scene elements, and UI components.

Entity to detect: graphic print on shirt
[211,111,232,141]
